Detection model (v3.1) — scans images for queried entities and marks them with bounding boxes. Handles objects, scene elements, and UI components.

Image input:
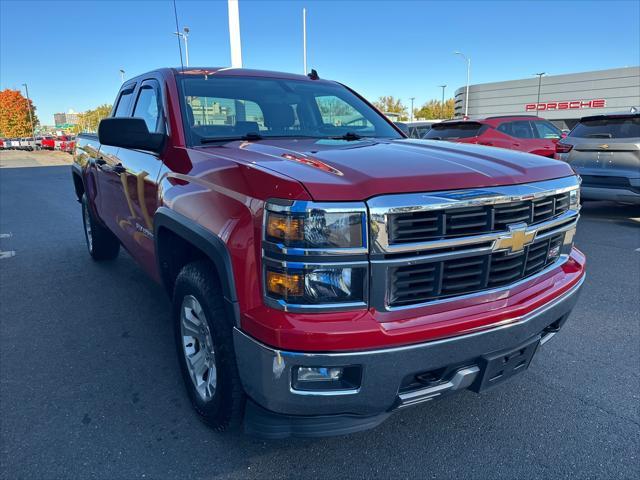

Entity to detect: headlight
[264,201,367,251]
[263,200,369,311]
[264,264,367,307]
[569,187,580,208]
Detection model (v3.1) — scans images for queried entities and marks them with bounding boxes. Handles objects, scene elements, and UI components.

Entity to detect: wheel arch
[154,207,240,327]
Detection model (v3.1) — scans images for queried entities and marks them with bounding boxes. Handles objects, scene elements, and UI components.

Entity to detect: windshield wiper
[329,132,363,141]
[200,132,263,144]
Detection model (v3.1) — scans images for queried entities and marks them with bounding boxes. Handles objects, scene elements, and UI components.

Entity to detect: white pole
[454,52,471,117]
[303,8,307,74]
[465,57,471,117]
[228,0,243,68]
[183,28,190,67]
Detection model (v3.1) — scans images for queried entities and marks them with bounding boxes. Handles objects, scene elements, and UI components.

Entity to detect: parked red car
[71,68,584,438]
[41,136,56,150]
[425,116,564,157]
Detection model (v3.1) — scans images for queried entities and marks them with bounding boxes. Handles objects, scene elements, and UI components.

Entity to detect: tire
[81,194,120,261]
[173,260,245,431]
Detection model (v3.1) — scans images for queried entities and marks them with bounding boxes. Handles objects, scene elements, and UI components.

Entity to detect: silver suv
[555,111,640,204]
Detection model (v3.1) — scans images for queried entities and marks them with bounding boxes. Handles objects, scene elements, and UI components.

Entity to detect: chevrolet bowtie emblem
[496,222,536,253]
[599,144,609,149]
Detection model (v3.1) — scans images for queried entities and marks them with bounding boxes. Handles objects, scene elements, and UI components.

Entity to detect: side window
[533,121,561,139]
[133,82,161,132]
[507,121,535,139]
[497,122,512,136]
[113,86,135,117]
[315,95,374,129]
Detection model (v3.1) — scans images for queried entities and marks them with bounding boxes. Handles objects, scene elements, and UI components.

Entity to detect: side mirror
[98,117,166,154]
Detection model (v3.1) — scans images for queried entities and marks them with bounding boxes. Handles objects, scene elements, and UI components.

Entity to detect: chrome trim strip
[368,176,581,254]
[264,297,368,313]
[374,209,578,256]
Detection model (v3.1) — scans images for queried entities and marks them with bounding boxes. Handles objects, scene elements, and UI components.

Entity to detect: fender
[153,206,240,327]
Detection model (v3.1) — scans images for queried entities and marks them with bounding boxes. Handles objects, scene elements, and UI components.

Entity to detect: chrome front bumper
[234,274,585,426]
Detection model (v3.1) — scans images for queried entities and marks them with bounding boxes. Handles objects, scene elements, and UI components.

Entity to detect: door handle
[112,164,126,174]
[512,143,521,147]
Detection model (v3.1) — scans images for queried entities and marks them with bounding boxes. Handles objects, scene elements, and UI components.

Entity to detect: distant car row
[398,110,640,204]
[0,135,76,154]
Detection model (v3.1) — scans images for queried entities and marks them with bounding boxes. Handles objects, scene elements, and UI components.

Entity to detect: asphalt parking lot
[1,153,639,479]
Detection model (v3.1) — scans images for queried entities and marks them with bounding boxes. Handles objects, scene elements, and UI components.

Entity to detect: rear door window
[532,121,562,139]
[500,121,535,139]
[424,122,485,139]
[569,115,640,139]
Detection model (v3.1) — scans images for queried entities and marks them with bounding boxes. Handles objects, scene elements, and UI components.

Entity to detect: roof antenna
[308,69,319,80]
[172,0,185,72]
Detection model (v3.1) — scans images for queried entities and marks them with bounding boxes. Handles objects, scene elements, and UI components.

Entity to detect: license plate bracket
[471,336,541,392]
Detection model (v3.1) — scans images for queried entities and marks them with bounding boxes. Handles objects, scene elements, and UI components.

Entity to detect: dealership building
[454,66,640,129]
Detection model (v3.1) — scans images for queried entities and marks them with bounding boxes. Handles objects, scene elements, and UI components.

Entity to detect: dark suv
[425,115,564,157]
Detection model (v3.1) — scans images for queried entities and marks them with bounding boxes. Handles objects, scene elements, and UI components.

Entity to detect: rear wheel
[81,194,120,261]
[173,260,245,430]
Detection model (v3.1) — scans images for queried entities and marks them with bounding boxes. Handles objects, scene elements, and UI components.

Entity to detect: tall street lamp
[454,51,471,117]
[302,8,307,74]
[439,84,447,118]
[409,97,415,122]
[119,69,125,83]
[174,26,190,66]
[21,83,37,143]
[534,72,546,116]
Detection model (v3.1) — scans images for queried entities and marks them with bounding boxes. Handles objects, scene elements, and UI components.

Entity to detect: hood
[200,138,575,201]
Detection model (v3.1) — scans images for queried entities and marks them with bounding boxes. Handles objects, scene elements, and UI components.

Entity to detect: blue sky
[1,0,639,125]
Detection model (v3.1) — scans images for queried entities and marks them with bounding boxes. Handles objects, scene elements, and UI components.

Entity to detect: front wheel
[173,261,245,430]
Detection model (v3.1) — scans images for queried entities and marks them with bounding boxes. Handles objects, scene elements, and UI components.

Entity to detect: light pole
[534,72,545,116]
[119,69,125,83]
[409,97,415,122]
[173,26,190,66]
[228,0,243,68]
[21,83,36,143]
[454,51,471,117]
[302,7,307,74]
[439,84,447,118]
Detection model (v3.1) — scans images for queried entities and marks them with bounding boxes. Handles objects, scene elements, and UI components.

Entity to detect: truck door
[100,78,165,278]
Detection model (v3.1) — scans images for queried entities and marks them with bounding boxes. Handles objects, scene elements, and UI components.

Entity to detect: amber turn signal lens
[266,270,303,298]
[266,212,304,242]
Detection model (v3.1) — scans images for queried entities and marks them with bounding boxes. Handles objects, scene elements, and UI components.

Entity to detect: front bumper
[580,186,640,204]
[234,273,585,438]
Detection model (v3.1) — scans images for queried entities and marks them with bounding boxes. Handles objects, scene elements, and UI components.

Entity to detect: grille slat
[389,234,565,307]
[389,193,571,244]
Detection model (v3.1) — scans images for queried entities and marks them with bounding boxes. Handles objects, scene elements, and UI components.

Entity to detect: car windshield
[178,74,402,144]
[570,115,640,139]
[424,122,484,139]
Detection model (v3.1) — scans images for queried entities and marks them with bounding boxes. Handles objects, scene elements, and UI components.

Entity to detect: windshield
[570,115,640,139]
[178,75,402,144]
[424,122,485,139]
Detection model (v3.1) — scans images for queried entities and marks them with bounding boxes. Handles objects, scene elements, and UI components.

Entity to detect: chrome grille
[368,176,580,311]
[388,234,564,307]
[388,192,571,244]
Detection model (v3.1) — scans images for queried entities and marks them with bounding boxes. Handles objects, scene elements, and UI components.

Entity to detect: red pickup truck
[71,68,585,438]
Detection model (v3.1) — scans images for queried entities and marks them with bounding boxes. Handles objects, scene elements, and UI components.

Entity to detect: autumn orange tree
[0,89,39,137]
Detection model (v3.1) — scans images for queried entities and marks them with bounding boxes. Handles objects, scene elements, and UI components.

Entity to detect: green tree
[0,89,39,137]
[414,98,455,120]
[73,104,112,133]
[373,96,407,120]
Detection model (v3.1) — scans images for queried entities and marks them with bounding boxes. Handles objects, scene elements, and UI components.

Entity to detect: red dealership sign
[525,99,606,112]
